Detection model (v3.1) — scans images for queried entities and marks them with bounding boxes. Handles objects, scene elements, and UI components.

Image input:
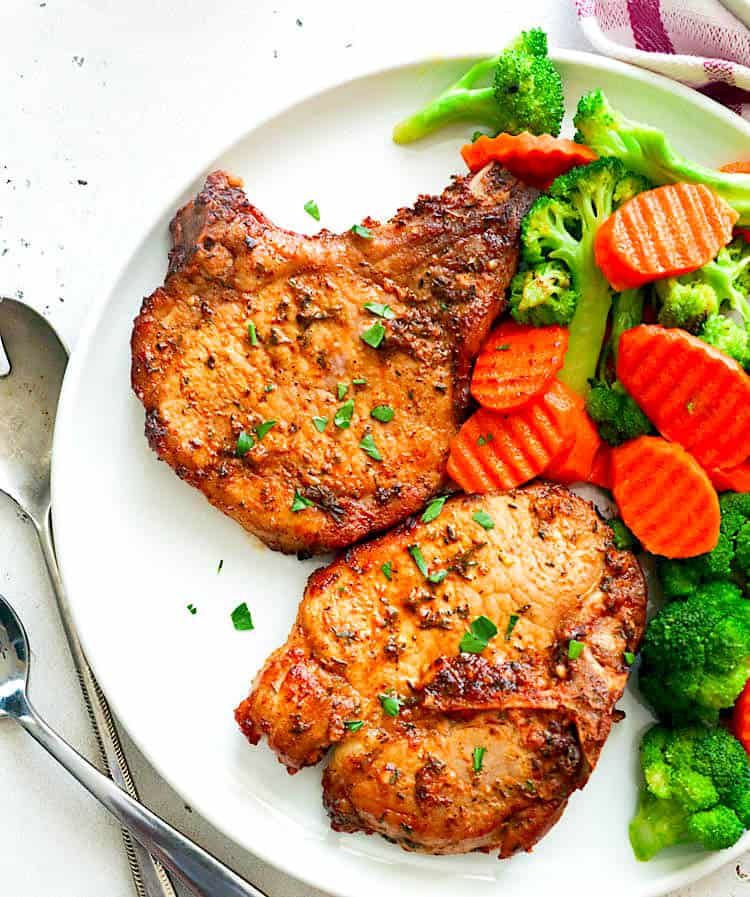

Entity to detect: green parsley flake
[187,603,197,615]
[421,495,446,523]
[472,746,486,772]
[334,398,355,429]
[495,344,511,351]
[477,434,494,447]
[337,383,349,400]
[378,690,403,717]
[247,321,259,346]
[505,614,519,640]
[408,544,428,577]
[624,651,636,666]
[351,224,373,239]
[231,602,254,631]
[371,404,394,423]
[254,419,277,441]
[359,433,382,461]
[291,490,314,512]
[344,720,364,732]
[264,384,275,393]
[459,616,498,654]
[304,199,320,221]
[352,377,367,386]
[472,509,495,530]
[312,416,328,433]
[427,569,448,584]
[217,559,224,574]
[568,639,584,661]
[363,301,395,320]
[361,321,386,349]
[236,430,254,456]
[381,561,393,580]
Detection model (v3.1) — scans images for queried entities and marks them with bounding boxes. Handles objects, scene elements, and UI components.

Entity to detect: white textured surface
[0,2,749,896]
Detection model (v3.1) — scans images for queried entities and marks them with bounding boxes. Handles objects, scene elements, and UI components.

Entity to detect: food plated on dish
[117,29,746,880]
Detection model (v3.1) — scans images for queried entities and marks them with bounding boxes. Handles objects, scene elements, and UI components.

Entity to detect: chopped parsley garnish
[495,344,511,351]
[231,602,254,631]
[344,720,364,732]
[624,651,636,666]
[371,404,394,423]
[247,321,259,346]
[351,224,373,239]
[472,746,486,772]
[408,544,428,577]
[477,434,494,446]
[427,569,448,584]
[421,495,446,523]
[312,416,328,433]
[381,561,393,580]
[334,398,355,429]
[264,384,275,393]
[459,616,498,654]
[337,382,349,400]
[363,301,395,320]
[304,199,320,221]
[361,321,386,348]
[236,430,254,456]
[187,603,197,615]
[291,490,314,512]
[505,614,519,640]
[254,419,277,441]
[378,690,403,717]
[472,509,495,530]
[568,639,584,660]
[352,377,367,386]
[217,559,224,574]
[359,433,382,461]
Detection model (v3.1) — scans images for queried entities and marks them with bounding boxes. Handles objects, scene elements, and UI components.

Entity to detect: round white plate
[53,50,750,897]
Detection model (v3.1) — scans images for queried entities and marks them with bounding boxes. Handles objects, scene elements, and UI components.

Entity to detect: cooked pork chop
[235,484,647,856]
[131,167,536,554]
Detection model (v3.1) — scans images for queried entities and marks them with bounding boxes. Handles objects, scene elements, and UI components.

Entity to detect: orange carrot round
[447,380,576,493]
[544,385,602,484]
[470,321,569,413]
[594,183,739,291]
[733,678,750,757]
[588,444,613,490]
[617,325,750,470]
[461,132,597,189]
[720,164,750,242]
[706,461,750,493]
[611,436,720,558]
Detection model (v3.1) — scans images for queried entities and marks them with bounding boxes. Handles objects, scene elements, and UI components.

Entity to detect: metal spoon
[0,299,265,897]
[0,591,268,897]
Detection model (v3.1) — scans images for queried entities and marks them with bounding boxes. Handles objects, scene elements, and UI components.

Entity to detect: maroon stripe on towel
[627,0,675,54]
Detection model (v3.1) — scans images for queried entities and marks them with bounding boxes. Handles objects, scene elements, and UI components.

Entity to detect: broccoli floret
[629,724,750,860]
[513,158,650,393]
[607,517,639,551]
[574,89,750,225]
[638,582,750,724]
[392,29,563,144]
[700,314,750,368]
[586,380,652,445]
[654,278,719,331]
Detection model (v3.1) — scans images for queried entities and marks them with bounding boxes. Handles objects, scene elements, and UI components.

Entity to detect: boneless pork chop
[236,484,647,856]
[131,167,536,554]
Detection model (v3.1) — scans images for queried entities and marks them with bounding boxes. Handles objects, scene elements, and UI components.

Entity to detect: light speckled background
[1,0,748,894]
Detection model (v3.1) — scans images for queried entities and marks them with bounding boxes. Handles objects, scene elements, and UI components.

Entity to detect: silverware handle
[35,508,176,897]
[17,701,267,897]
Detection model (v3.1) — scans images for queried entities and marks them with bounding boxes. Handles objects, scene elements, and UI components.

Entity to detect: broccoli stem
[392,87,501,145]
[629,791,689,862]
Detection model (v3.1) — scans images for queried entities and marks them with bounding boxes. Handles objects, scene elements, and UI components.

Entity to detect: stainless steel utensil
[0,591,268,897]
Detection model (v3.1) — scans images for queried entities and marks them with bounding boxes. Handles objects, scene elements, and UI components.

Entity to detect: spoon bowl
[0,593,30,718]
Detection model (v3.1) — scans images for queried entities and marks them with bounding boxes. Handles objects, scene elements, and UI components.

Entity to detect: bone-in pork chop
[235,484,647,856]
[131,167,536,554]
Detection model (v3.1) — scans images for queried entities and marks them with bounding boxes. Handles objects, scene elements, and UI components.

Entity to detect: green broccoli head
[638,582,750,725]
[574,88,750,225]
[607,517,639,551]
[392,29,563,144]
[509,261,578,326]
[585,379,652,445]
[630,724,750,860]
[699,314,749,368]
[516,158,650,393]
[654,278,719,332]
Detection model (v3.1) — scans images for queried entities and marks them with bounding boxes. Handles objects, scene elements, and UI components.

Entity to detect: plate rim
[52,47,750,897]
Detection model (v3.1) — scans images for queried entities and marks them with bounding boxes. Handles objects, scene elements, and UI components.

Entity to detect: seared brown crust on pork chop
[131,167,536,554]
[235,483,647,856]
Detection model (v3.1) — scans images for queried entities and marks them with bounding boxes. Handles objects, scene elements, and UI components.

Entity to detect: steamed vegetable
[393,29,563,144]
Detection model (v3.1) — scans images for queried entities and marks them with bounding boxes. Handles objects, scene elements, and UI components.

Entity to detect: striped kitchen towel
[573,0,750,117]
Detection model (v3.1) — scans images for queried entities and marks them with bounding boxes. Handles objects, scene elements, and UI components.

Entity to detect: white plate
[53,50,750,897]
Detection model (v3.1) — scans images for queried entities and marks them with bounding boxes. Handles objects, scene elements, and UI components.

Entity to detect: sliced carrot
[588,444,613,490]
[544,385,602,484]
[447,380,576,493]
[719,163,750,241]
[611,436,720,558]
[461,132,597,189]
[706,460,750,493]
[594,183,738,291]
[470,321,569,413]
[733,678,750,757]
[617,325,750,470]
